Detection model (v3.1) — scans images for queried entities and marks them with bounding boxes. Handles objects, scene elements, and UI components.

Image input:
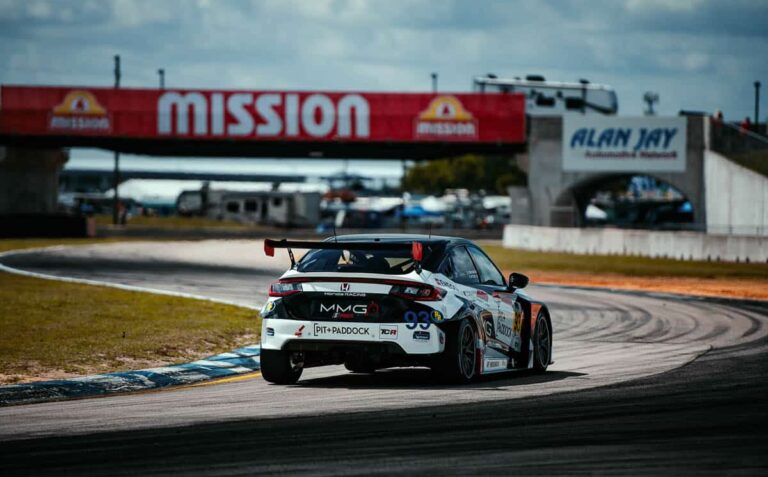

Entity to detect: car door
[466,246,523,354]
[438,246,500,349]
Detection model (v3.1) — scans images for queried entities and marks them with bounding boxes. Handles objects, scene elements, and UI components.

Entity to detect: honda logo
[340,283,350,291]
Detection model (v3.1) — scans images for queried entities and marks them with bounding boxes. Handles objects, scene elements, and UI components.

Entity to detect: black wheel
[533,313,552,373]
[260,349,304,384]
[433,319,478,384]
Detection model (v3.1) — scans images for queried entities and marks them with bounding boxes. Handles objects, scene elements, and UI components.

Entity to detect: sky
[1,0,767,188]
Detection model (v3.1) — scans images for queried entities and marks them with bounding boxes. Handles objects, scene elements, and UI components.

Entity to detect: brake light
[390,284,446,301]
[269,281,302,297]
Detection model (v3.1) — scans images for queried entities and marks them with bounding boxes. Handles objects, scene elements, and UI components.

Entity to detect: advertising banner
[0,86,526,144]
[562,116,687,172]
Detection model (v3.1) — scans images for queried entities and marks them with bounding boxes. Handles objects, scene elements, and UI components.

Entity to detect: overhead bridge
[0,85,526,216]
[0,86,527,159]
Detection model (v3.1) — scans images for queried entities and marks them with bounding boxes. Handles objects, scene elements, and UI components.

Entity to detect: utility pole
[112,55,121,226]
[158,68,165,89]
[579,79,589,114]
[755,81,761,133]
[431,73,438,93]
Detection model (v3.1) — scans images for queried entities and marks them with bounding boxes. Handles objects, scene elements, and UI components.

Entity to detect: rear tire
[532,313,552,373]
[433,319,478,384]
[260,349,304,384]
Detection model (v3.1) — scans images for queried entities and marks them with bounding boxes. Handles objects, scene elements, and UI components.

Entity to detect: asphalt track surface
[1,241,767,475]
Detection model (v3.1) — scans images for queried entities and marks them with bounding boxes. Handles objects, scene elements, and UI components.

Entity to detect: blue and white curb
[0,245,265,407]
[0,345,261,407]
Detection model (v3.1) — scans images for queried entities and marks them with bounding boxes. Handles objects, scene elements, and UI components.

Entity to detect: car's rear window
[297,248,417,274]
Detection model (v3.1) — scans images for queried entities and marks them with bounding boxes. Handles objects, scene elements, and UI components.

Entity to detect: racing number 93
[404,310,437,330]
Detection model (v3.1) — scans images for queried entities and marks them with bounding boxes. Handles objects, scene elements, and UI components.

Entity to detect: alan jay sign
[562,116,687,172]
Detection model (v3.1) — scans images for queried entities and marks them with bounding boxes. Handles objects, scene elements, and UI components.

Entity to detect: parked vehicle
[473,74,618,115]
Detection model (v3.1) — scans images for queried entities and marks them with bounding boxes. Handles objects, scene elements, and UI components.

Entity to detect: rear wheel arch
[433,315,479,383]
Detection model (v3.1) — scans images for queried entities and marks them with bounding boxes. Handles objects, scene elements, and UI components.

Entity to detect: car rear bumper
[261,318,446,354]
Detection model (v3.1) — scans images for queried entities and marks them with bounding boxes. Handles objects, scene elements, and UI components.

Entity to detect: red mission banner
[0,86,525,143]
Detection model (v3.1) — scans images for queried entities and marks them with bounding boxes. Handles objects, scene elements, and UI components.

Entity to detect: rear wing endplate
[264,239,423,271]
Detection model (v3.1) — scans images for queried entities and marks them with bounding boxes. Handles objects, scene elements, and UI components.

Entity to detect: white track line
[0,246,260,311]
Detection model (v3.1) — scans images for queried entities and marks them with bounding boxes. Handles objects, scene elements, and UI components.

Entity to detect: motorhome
[177,188,321,227]
[473,74,618,116]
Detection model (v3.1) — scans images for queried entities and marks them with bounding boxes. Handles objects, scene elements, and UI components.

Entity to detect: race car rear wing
[264,239,423,271]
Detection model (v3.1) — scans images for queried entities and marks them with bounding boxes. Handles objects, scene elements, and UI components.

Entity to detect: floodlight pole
[755,81,761,133]
[112,55,121,226]
[431,73,438,93]
[158,68,165,89]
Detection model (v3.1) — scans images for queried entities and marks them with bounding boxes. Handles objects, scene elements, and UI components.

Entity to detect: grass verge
[0,238,259,384]
[94,214,252,229]
[483,245,768,300]
[730,149,768,179]
[483,245,768,280]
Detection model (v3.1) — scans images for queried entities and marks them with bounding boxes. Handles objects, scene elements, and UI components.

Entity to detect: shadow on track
[3,344,767,476]
[294,368,586,391]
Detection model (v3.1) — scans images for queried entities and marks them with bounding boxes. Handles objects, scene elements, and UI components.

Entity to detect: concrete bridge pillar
[0,147,68,214]
[525,116,707,229]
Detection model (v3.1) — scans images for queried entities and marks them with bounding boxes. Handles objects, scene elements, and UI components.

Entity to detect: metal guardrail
[711,120,768,157]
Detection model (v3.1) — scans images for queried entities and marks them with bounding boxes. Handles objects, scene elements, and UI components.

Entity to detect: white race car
[260,234,552,384]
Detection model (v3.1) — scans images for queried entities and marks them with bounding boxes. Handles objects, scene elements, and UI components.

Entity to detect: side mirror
[508,272,529,290]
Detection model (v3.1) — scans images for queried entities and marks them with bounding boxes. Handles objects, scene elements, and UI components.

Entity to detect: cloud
[0,0,765,118]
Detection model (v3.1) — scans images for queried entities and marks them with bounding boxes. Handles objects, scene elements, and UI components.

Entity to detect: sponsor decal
[476,290,489,301]
[158,91,370,138]
[413,330,430,341]
[1,87,526,143]
[434,277,457,290]
[484,358,506,370]
[496,318,513,338]
[294,325,305,337]
[318,301,379,319]
[313,323,374,337]
[403,310,431,330]
[340,283,350,292]
[379,325,398,340]
[431,310,444,323]
[415,95,478,138]
[322,292,365,297]
[510,335,522,353]
[265,301,275,312]
[483,314,496,339]
[513,304,524,334]
[49,90,111,131]
[266,327,275,337]
[563,116,686,172]
[366,301,380,317]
